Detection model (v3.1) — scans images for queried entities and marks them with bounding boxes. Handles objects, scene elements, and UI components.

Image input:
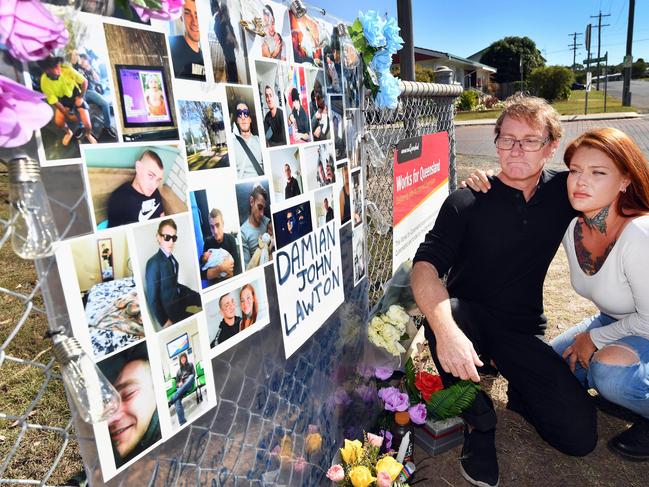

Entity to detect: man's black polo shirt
[414,169,576,335]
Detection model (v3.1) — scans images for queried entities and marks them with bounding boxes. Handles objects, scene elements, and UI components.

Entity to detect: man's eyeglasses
[495,136,551,152]
[159,233,178,242]
[237,108,250,118]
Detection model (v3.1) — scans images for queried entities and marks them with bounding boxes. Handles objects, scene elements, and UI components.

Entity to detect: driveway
[605,79,649,113]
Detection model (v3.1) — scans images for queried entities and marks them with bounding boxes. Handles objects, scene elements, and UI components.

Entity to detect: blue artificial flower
[358,10,386,48]
[375,71,401,110]
[370,48,392,73]
[383,17,404,55]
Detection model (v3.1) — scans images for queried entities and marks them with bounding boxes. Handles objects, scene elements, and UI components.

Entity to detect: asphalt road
[604,79,649,112]
[456,116,649,163]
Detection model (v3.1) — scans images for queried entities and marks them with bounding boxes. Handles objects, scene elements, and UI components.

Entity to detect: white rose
[386,305,410,327]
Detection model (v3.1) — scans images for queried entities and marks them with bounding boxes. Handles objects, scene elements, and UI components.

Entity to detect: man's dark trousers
[424,298,597,456]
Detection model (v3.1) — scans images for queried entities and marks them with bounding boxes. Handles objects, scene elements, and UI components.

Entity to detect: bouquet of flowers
[375,344,479,439]
[364,260,419,371]
[327,433,408,487]
[348,11,403,109]
[367,304,415,358]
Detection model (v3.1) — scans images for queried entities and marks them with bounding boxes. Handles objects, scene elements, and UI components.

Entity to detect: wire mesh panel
[0,164,94,486]
[0,80,461,486]
[364,82,463,307]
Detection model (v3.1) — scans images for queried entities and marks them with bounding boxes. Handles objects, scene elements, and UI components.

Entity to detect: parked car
[571,82,586,90]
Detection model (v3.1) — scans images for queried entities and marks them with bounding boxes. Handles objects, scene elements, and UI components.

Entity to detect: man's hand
[459,169,494,193]
[436,328,483,382]
[563,332,596,372]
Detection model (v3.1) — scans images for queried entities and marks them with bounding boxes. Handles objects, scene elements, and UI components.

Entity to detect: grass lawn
[554,89,637,115]
[456,89,637,121]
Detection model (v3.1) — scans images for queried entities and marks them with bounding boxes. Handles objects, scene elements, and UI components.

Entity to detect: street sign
[586,72,592,92]
[583,54,608,64]
[585,24,592,51]
[623,55,633,68]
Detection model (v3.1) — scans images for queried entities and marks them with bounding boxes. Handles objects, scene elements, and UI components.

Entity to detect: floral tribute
[375,346,478,432]
[120,0,184,22]
[348,11,403,109]
[0,75,52,148]
[0,0,68,62]
[365,260,480,433]
[368,305,411,357]
[327,433,407,487]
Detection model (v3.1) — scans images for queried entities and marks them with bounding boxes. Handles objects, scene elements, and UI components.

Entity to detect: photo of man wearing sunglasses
[232,100,263,179]
[145,218,202,331]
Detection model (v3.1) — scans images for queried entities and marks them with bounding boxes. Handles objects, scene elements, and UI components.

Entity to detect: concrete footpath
[455,112,649,158]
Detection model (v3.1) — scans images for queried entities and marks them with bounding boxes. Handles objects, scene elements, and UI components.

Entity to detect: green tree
[632,58,647,78]
[527,66,573,102]
[479,36,545,83]
[391,64,436,82]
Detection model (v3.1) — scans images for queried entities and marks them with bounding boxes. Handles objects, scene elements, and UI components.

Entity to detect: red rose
[414,371,443,401]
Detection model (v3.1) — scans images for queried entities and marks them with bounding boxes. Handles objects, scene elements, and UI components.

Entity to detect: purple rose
[0,74,52,148]
[378,386,409,412]
[374,366,394,381]
[131,0,184,22]
[408,403,427,425]
[0,0,69,62]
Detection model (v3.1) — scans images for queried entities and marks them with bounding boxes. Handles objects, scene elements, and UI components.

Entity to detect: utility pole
[397,0,415,82]
[590,10,610,90]
[622,0,635,106]
[568,32,583,71]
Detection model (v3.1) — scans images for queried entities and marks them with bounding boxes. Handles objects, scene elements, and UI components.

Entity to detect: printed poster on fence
[392,132,449,274]
[275,220,344,358]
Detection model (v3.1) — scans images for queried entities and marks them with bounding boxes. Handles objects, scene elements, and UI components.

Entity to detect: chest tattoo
[574,219,616,275]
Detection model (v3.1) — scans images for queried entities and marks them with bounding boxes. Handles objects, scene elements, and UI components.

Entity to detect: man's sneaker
[608,418,649,461]
[459,427,499,487]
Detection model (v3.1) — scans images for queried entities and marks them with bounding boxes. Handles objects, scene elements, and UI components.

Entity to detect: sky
[312,0,649,67]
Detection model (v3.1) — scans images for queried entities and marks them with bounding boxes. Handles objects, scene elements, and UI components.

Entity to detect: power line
[591,10,611,89]
[568,32,583,70]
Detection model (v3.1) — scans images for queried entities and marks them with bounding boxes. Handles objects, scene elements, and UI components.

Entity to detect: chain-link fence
[0,163,94,486]
[0,81,462,486]
[364,81,463,307]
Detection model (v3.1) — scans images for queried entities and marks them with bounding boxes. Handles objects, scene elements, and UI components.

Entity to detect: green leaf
[146,0,163,9]
[425,381,480,420]
[350,19,363,34]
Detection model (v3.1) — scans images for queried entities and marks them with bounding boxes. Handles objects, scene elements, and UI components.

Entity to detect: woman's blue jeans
[551,314,649,420]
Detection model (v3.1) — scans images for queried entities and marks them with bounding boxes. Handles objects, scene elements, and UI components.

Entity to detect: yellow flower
[305,433,322,454]
[375,456,404,481]
[349,466,376,487]
[340,439,363,464]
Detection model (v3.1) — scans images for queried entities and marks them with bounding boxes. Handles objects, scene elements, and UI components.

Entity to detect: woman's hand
[563,332,597,372]
[459,169,494,192]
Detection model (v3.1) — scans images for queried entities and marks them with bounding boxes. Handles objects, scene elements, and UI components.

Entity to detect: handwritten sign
[275,220,344,358]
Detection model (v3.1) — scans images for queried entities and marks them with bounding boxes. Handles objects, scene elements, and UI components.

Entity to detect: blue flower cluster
[358,10,404,109]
